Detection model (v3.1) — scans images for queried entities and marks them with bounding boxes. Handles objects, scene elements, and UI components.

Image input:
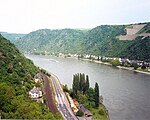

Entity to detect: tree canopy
[71,73,100,109]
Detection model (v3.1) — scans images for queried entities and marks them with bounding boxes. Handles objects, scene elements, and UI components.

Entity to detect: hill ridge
[2,22,150,61]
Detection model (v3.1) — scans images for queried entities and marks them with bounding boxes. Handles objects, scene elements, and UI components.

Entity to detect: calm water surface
[26,54,150,120]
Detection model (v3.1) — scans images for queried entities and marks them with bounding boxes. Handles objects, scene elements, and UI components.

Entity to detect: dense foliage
[83,25,127,56]
[119,36,150,62]
[1,32,26,44]
[137,22,150,34]
[71,73,99,109]
[0,35,38,85]
[68,73,108,119]
[94,83,99,108]
[2,22,150,61]
[10,26,127,56]
[72,73,90,97]
[0,35,60,119]
[76,109,84,117]
[14,29,86,54]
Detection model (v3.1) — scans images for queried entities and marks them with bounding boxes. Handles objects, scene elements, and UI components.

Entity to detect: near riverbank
[91,103,110,120]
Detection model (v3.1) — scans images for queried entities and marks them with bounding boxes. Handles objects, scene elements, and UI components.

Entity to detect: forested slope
[0,34,60,119]
[4,22,150,61]
[119,36,150,61]
[15,29,86,54]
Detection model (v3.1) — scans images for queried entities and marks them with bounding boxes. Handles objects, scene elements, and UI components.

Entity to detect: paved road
[51,74,78,120]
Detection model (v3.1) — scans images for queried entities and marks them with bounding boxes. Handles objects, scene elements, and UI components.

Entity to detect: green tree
[72,75,77,98]
[35,81,41,88]
[94,82,99,108]
[133,63,139,70]
[72,73,90,96]
[83,75,89,94]
[110,59,120,66]
[79,73,85,92]
[63,84,69,92]
[87,88,95,102]
[75,74,79,90]
[0,83,15,112]
[85,75,89,92]
[24,73,32,82]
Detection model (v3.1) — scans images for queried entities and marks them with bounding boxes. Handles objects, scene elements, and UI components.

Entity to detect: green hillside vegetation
[71,73,100,109]
[83,25,128,56]
[7,22,150,61]
[69,73,108,119]
[0,35,61,119]
[1,33,26,44]
[119,36,150,61]
[15,29,86,54]
[138,22,150,34]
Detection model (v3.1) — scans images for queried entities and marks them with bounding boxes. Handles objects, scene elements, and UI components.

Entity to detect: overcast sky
[0,0,150,33]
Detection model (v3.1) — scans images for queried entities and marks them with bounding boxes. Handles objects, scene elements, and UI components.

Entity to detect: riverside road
[50,74,77,120]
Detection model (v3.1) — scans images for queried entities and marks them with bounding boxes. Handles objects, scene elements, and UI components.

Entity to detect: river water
[26,54,150,120]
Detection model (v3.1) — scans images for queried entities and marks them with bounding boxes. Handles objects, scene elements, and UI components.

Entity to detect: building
[34,78,40,83]
[29,87,42,99]
[34,73,42,83]
[65,93,79,113]
[73,100,79,108]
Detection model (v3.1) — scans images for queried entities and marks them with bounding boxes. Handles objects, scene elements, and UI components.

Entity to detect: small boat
[49,59,59,63]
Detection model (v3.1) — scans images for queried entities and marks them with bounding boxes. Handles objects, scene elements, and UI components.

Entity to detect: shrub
[98,109,105,115]
[110,59,120,66]
[76,110,84,117]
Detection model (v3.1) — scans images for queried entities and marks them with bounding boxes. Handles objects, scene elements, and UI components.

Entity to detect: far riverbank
[79,58,150,75]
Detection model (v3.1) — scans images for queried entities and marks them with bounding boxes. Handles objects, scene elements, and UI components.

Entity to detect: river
[26,54,150,120]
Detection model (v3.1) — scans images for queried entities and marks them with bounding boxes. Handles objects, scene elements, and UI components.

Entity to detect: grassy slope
[91,103,108,120]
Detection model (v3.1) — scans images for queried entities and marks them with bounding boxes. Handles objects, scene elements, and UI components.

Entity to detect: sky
[0,0,150,33]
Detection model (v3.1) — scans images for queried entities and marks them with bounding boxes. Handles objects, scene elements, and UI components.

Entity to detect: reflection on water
[26,54,150,120]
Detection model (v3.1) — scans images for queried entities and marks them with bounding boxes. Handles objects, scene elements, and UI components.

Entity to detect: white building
[34,73,42,83]
[34,78,40,83]
[29,87,42,99]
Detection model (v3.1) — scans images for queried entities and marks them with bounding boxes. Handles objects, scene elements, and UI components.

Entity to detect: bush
[110,59,120,66]
[133,63,139,70]
[98,109,105,115]
[63,84,69,92]
[76,110,84,117]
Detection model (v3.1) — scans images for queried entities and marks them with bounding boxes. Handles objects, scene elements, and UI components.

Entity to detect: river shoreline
[26,54,150,75]
[44,70,109,120]
[79,58,150,75]
[26,54,150,120]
